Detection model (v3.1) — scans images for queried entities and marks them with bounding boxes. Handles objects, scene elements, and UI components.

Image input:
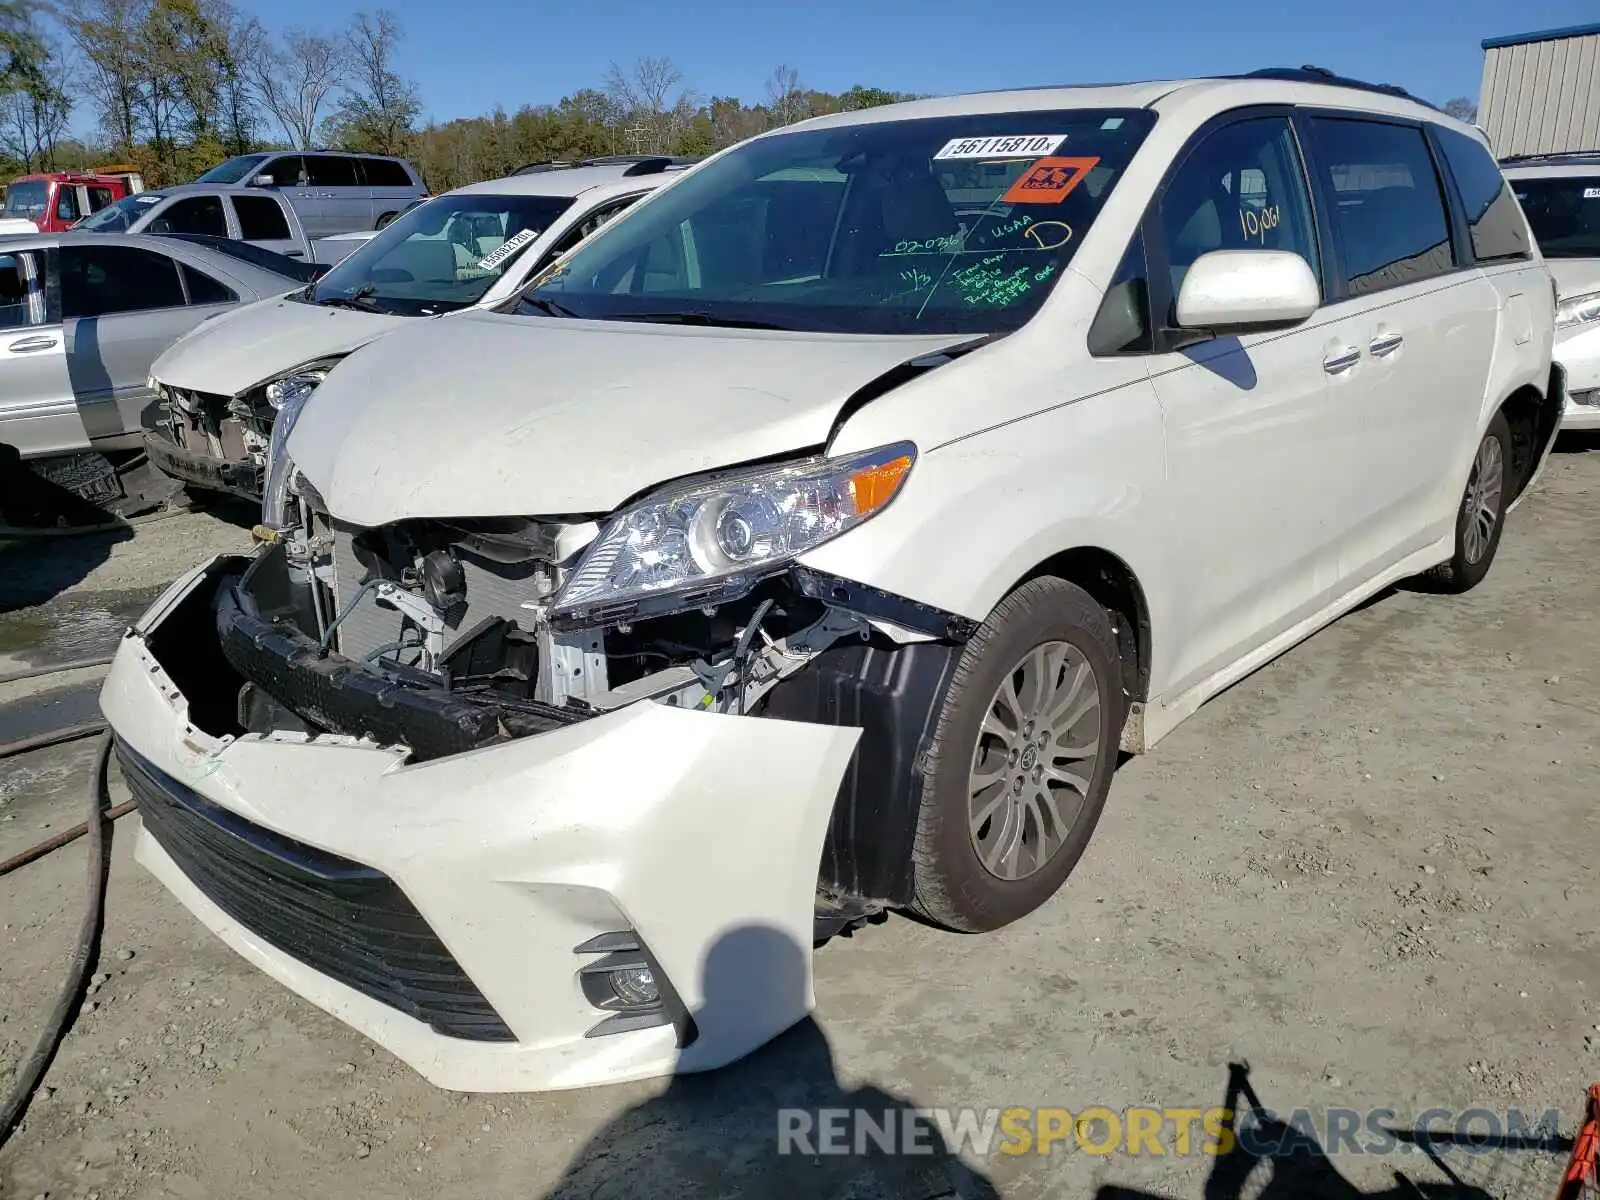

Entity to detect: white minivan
[103,69,1560,1093]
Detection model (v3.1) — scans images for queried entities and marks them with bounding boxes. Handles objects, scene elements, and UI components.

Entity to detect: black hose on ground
[0,731,114,1148]
[0,506,192,540]
[0,722,109,760]
[0,656,116,687]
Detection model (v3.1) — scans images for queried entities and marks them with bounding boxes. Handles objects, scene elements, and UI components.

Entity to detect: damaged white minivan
[102,70,1562,1092]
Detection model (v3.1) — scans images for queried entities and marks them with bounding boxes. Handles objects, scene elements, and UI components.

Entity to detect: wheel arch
[1002,545,1153,706]
[1497,365,1564,507]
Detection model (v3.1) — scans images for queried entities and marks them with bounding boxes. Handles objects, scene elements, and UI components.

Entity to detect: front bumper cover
[102,558,862,1092]
[143,427,261,499]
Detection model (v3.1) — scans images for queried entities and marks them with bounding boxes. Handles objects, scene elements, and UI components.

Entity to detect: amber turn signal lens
[848,454,913,515]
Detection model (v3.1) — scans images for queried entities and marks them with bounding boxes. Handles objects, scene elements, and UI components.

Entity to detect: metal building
[1478,23,1600,156]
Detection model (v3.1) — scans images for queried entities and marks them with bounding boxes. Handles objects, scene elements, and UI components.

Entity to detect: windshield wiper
[521,295,580,318]
[612,310,791,331]
[318,284,380,311]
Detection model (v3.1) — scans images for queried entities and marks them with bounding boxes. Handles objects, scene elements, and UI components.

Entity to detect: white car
[1503,153,1600,429]
[102,69,1560,1093]
[141,159,687,498]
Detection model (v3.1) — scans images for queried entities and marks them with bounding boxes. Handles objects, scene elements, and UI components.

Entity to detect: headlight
[551,442,916,618]
[265,368,329,410]
[1556,290,1600,330]
[260,361,339,527]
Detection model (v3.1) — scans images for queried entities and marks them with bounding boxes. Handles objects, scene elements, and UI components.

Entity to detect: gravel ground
[1,448,1597,1200]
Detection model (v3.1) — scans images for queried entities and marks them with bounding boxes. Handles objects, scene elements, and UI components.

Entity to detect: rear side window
[362,158,413,187]
[153,195,227,237]
[1157,117,1321,300]
[1307,119,1455,297]
[85,186,116,213]
[307,156,360,187]
[234,195,291,240]
[180,263,237,305]
[60,245,187,317]
[1434,127,1532,264]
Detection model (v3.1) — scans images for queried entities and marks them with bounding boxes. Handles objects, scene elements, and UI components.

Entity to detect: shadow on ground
[1096,1063,1573,1200]
[543,924,1000,1200]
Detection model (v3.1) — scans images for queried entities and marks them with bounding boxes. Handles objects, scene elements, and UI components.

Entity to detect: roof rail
[1231,66,1439,110]
[510,154,698,177]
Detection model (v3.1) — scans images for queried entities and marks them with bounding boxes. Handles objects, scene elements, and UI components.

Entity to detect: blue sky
[221,0,1600,123]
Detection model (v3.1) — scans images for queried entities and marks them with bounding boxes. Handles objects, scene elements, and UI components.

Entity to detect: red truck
[1,168,145,234]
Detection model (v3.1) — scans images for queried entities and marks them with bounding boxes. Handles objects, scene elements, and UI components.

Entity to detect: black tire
[375,211,398,229]
[909,576,1125,933]
[1429,411,1511,594]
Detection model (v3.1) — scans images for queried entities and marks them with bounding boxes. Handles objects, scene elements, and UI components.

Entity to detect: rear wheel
[909,577,1124,932]
[1430,411,1510,593]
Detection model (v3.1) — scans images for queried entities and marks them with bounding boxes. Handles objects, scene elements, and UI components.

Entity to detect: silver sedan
[0,231,317,468]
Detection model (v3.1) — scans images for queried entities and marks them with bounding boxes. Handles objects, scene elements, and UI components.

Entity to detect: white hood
[0,216,39,235]
[1549,259,1600,300]
[289,311,971,526]
[150,294,407,395]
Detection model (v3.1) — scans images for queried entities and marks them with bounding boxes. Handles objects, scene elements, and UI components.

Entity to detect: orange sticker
[1001,156,1101,205]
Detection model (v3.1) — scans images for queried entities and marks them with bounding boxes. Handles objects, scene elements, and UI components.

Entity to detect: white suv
[1503,152,1600,428]
[102,70,1560,1092]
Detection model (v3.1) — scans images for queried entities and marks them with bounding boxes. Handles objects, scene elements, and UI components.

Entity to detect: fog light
[607,966,659,1008]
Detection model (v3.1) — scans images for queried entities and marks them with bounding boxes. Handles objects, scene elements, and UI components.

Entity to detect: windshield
[3,181,48,219]
[194,154,269,185]
[515,109,1155,335]
[1512,177,1600,260]
[306,192,574,315]
[77,192,164,232]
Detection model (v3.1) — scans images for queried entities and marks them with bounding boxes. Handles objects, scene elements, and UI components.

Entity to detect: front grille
[118,739,516,1042]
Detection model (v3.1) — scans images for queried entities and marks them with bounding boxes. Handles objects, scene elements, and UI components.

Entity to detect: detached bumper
[100,560,860,1092]
[143,427,261,499]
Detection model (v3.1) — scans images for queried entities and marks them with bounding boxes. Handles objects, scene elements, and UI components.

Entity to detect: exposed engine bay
[152,382,274,496]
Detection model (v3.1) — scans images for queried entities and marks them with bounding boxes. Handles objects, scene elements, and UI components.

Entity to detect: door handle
[284,250,304,257]
[8,335,58,353]
[1322,346,1361,374]
[1369,332,1404,357]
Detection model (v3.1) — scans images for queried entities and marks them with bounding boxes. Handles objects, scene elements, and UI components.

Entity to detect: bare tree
[57,0,143,151]
[1443,97,1478,123]
[0,40,72,171]
[765,63,807,128]
[325,9,419,154]
[604,55,696,152]
[241,19,343,149]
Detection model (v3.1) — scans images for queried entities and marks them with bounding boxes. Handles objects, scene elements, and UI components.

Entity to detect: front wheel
[1430,411,1510,593]
[374,211,399,229]
[908,577,1124,933]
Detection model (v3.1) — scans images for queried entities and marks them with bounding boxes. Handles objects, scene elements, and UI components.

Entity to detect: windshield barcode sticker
[933,134,1066,160]
[476,228,538,271]
[1585,187,1600,200]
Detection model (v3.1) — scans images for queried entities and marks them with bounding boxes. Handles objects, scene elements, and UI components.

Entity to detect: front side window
[194,154,269,185]
[60,245,187,318]
[1308,119,1455,297]
[56,187,80,222]
[77,192,164,232]
[149,195,227,237]
[306,193,575,315]
[263,155,306,187]
[517,109,1157,335]
[234,195,291,240]
[1511,175,1600,260]
[1435,127,1531,263]
[1157,117,1320,304]
[2,180,48,219]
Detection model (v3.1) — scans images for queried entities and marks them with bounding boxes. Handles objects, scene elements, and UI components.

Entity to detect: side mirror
[1176,250,1319,331]
[252,174,275,188]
